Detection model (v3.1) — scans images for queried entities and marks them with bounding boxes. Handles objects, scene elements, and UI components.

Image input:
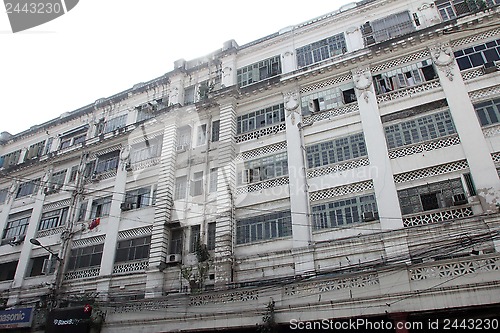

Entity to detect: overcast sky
[0,0,354,135]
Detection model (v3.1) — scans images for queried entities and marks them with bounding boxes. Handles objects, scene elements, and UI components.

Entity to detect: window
[2,211,31,243]
[436,0,457,20]
[177,126,192,148]
[0,261,17,281]
[115,236,151,263]
[0,188,8,205]
[43,137,53,155]
[39,207,68,231]
[169,229,183,254]
[67,244,104,271]
[68,165,78,183]
[236,104,285,134]
[306,133,367,168]
[397,178,465,215]
[25,140,45,160]
[190,225,201,253]
[296,34,346,68]
[474,98,500,126]
[373,59,436,95]
[184,86,196,105]
[16,179,40,198]
[236,210,292,244]
[237,56,282,87]
[238,152,288,185]
[384,110,456,149]
[48,170,67,191]
[104,114,127,134]
[311,194,378,230]
[0,150,21,169]
[58,126,89,149]
[28,255,50,277]
[130,136,163,163]
[211,120,220,142]
[209,168,218,193]
[197,124,207,146]
[362,11,415,46]
[174,176,188,200]
[207,222,216,251]
[191,172,204,196]
[95,151,120,174]
[301,83,357,115]
[78,201,88,221]
[125,186,152,209]
[454,39,500,70]
[90,196,112,219]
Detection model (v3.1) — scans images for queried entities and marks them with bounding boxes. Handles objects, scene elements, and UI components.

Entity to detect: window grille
[236,210,292,244]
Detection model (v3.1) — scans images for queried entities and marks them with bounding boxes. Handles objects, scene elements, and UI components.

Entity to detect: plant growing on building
[258,300,278,333]
[181,241,211,293]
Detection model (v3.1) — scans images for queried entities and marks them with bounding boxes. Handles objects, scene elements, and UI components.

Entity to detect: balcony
[112,260,149,275]
[402,204,475,228]
[376,79,441,104]
[235,123,286,144]
[388,134,461,159]
[64,267,100,281]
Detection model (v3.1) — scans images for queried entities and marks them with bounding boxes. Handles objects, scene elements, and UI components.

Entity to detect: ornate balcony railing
[302,103,359,126]
[236,176,289,196]
[388,134,461,159]
[235,123,286,144]
[402,205,474,228]
[409,255,500,281]
[64,267,100,281]
[112,260,149,275]
[461,61,500,82]
[376,79,441,104]
[306,157,370,179]
[36,225,65,238]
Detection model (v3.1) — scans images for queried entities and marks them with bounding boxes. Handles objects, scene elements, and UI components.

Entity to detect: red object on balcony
[89,218,100,230]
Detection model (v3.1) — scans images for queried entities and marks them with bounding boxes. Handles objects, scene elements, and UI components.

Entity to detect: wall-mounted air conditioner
[167,254,182,264]
[362,211,378,222]
[120,202,134,211]
[176,145,187,152]
[483,62,497,74]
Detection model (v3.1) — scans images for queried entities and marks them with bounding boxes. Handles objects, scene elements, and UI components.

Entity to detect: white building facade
[1,0,500,332]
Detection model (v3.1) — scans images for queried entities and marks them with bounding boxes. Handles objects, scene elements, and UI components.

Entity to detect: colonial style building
[1,0,500,332]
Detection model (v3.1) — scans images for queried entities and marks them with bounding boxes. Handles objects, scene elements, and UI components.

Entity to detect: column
[353,68,411,265]
[97,147,129,299]
[214,94,237,289]
[430,42,500,212]
[145,117,178,298]
[283,90,315,276]
[281,49,296,75]
[11,171,49,289]
[220,51,237,89]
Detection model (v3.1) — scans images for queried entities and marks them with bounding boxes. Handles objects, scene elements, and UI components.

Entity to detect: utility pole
[49,151,88,308]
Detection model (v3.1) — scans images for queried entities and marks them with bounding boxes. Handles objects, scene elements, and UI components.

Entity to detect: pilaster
[353,67,410,263]
[145,117,178,298]
[97,147,129,299]
[283,89,315,275]
[12,172,49,288]
[214,96,237,289]
[430,42,500,212]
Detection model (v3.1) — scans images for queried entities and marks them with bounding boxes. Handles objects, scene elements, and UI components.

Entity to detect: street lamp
[30,238,63,262]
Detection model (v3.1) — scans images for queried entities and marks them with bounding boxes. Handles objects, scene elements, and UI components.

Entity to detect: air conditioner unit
[453,193,468,206]
[167,254,182,264]
[10,235,25,246]
[176,145,186,152]
[362,211,377,222]
[90,174,101,182]
[125,163,133,172]
[483,62,497,74]
[120,202,134,211]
